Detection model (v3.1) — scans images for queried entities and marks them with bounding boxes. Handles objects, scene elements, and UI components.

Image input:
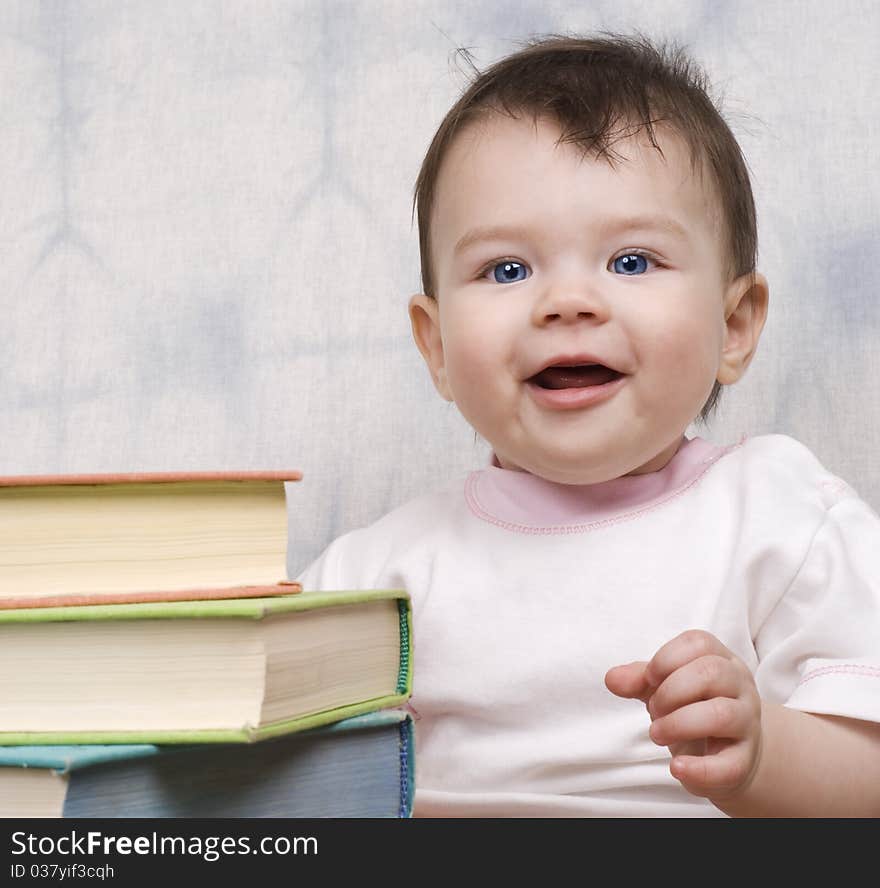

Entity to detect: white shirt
[295,435,880,817]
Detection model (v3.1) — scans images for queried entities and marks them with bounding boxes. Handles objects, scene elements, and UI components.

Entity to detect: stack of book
[0,472,413,817]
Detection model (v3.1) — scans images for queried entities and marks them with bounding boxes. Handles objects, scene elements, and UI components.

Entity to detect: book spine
[398,716,415,818]
[396,597,413,695]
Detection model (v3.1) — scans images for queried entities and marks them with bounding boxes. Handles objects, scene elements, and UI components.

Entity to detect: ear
[408,293,453,401]
[717,271,769,385]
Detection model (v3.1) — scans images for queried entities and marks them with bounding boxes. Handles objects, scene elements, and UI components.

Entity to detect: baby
[297,34,880,816]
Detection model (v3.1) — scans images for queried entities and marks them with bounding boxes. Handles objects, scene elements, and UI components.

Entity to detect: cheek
[637,304,724,388]
[440,308,512,393]
[445,348,504,417]
[443,327,485,377]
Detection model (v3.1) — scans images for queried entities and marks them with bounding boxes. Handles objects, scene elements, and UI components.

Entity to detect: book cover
[0,471,302,608]
[0,710,414,818]
[0,582,302,611]
[0,589,412,744]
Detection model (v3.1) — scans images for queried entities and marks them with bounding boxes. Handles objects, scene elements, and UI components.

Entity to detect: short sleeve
[753,491,880,723]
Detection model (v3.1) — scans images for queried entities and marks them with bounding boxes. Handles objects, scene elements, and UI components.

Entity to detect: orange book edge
[0,582,302,611]
[0,470,302,486]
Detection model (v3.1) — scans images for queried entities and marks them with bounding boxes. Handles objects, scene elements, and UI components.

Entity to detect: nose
[531,274,611,327]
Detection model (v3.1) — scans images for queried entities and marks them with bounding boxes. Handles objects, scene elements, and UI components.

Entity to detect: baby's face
[412,113,761,484]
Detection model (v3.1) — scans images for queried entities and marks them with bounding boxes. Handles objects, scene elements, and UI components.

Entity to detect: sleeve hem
[784,666,880,724]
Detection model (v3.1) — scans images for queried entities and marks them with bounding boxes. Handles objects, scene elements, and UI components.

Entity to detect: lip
[525,372,627,411]
[527,353,623,378]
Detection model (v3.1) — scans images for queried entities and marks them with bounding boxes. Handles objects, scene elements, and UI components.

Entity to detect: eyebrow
[452,215,692,257]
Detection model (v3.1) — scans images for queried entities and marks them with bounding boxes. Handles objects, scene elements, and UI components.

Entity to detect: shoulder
[714,433,853,508]
[738,433,833,472]
[699,434,863,569]
[295,478,468,591]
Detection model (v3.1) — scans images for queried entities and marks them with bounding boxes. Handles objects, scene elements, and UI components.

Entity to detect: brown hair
[412,32,758,421]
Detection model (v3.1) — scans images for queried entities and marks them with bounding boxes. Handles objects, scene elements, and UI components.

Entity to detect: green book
[0,589,412,744]
[0,710,414,818]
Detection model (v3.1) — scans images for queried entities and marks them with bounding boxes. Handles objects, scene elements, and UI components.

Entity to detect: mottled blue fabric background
[2,1,877,572]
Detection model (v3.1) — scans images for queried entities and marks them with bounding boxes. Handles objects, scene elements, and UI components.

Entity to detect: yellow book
[0,470,302,609]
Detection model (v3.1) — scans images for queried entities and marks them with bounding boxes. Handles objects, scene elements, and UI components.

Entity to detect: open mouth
[528,363,624,390]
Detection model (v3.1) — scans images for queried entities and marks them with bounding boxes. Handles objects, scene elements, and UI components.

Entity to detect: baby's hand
[605,630,763,802]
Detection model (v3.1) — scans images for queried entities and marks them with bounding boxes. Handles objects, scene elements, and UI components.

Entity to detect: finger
[649,697,751,747]
[670,746,757,798]
[645,630,734,688]
[647,654,750,720]
[604,661,653,702]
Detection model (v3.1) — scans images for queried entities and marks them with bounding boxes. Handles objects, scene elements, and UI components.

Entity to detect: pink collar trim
[465,437,738,533]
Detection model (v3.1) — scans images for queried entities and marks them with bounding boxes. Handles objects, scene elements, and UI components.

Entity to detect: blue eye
[491,261,529,284]
[612,254,650,275]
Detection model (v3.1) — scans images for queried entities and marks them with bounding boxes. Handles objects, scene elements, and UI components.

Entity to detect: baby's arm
[606,630,880,816]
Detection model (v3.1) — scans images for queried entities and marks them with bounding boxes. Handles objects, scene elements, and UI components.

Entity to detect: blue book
[0,710,413,818]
